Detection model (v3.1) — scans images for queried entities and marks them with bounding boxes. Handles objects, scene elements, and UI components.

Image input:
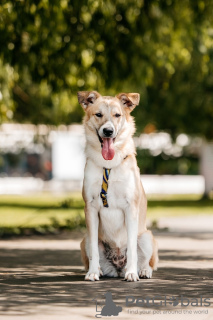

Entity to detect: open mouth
[96,131,115,161]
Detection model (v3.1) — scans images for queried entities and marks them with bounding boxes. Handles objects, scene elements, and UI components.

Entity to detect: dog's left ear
[77,91,101,110]
[116,93,140,112]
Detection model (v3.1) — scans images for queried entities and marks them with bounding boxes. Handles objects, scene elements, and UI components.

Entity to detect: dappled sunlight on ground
[0,230,212,319]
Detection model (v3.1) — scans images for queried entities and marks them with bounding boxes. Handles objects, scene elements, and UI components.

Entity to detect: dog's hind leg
[137,230,158,279]
[99,241,118,277]
[149,235,159,271]
[80,236,89,271]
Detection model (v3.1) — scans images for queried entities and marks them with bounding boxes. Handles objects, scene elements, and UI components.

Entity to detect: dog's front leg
[124,207,139,282]
[85,204,101,281]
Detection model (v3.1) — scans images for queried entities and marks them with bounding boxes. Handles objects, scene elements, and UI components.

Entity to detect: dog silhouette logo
[168,296,179,307]
[93,292,122,318]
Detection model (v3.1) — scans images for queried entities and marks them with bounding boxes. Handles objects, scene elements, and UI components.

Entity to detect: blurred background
[0,0,212,237]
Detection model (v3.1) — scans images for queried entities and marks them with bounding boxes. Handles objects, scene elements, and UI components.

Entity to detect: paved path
[156,215,213,232]
[0,225,212,320]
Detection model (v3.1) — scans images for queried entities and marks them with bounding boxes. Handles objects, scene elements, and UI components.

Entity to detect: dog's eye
[114,113,121,118]
[95,113,103,118]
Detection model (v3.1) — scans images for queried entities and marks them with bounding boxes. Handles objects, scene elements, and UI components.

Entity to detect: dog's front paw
[85,272,99,281]
[139,267,153,279]
[85,268,102,281]
[125,271,139,282]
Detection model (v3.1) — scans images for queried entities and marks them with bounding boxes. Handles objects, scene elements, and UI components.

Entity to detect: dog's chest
[84,161,136,246]
[97,168,133,246]
[85,163,135,208]
[106,169,132,208]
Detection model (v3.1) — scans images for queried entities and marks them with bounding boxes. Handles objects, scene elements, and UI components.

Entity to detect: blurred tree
[0,0,213,139]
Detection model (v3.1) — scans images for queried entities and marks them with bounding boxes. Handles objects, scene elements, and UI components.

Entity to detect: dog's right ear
[77,91,101,110]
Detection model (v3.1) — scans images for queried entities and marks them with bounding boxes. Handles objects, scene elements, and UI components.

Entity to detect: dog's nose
[103,128,113,137]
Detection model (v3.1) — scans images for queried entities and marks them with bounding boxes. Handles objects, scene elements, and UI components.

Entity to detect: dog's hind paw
[139,267,152,279]
[125,272,139,282]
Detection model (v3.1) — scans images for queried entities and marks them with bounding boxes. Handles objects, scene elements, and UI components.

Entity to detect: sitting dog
[101,292,122,316]
[78,91,158,282]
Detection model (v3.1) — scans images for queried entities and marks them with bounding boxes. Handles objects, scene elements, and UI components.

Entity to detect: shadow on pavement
[0,232,212,316]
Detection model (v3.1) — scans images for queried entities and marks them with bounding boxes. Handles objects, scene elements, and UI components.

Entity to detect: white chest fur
[83,159,137,247]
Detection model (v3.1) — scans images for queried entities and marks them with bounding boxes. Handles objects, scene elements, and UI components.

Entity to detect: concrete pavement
[0,222,212,320]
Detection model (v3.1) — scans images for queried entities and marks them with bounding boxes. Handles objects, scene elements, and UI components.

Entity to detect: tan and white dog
[78,91,158,282]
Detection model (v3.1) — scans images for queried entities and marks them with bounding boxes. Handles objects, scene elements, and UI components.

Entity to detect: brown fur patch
[116,92,140,113]
[149,236,159,270]
[78,91,100,107]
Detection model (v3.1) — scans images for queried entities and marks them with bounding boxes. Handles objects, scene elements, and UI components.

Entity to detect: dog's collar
[100,168,111,207]
[100,156,129,208]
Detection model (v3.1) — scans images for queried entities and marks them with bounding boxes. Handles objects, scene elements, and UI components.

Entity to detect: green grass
[147,195,213,220]
[0,193,212,236]
[0,193,85,236]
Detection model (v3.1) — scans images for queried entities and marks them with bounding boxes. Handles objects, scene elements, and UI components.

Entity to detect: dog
[101,292,122,316]
[78,91,158,282]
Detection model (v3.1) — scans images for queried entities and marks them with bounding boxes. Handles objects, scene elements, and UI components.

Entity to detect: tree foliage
[0,0,213,138]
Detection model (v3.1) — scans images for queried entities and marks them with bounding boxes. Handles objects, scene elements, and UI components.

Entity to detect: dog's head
[77,91,140,160]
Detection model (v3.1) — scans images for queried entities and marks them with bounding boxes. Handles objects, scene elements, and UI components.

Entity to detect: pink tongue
[102,138,115,160]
